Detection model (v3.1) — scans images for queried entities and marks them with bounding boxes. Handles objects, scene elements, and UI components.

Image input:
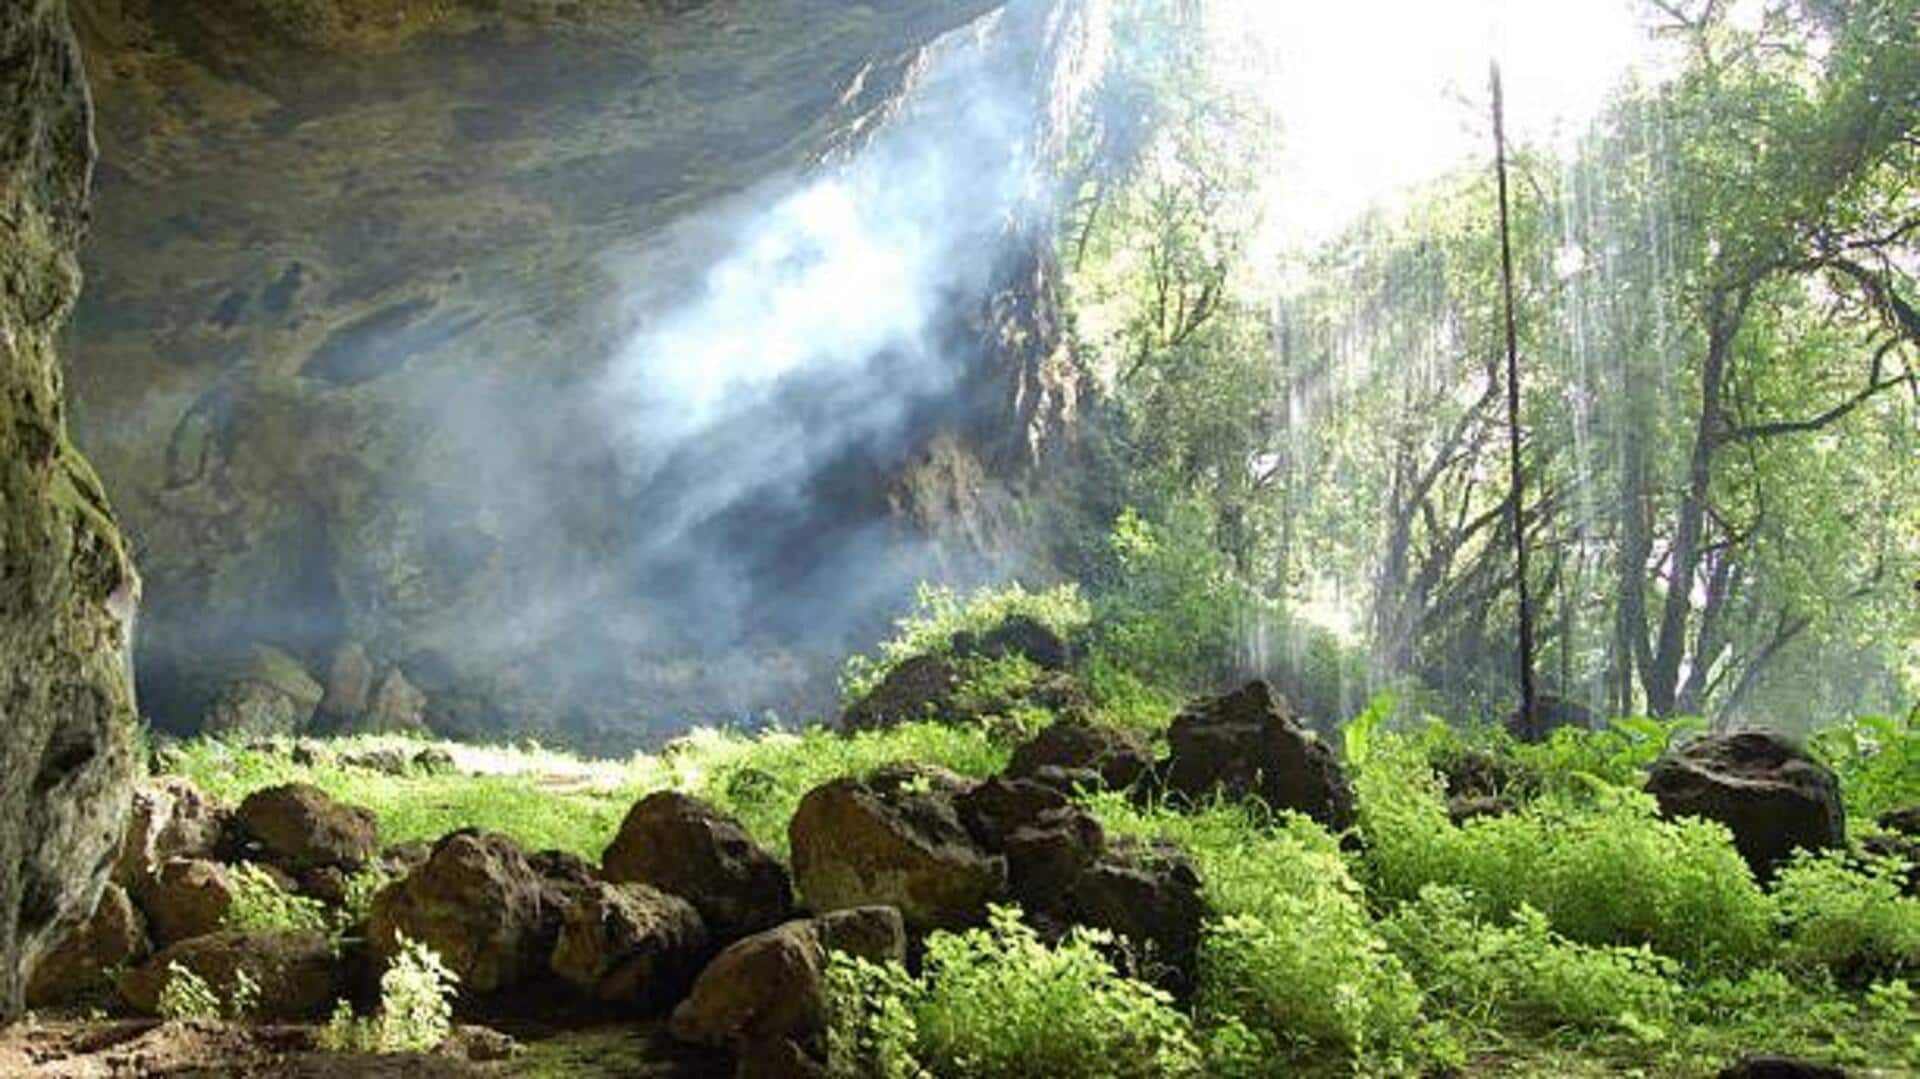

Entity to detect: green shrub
[318,933,460,1054]
[841,583,1093,701]
[1775,850,1920,981]
[1087,504,1247,693]
[155,962,230,1023]
[1809,715,1920,825]
[1091,796,1425,1065]
[825,906,1204,1079]
[224,862,332,935]
[1382,885,1679,1034]
[1353,729,1776,969]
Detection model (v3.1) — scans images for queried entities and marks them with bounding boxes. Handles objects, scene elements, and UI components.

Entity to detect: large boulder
[789,769,1004,934]
[118,929,341,1020]
[550,881,708,1011]
[602,791,793,943]
[26,882,149,1008]
[1064,838,1207,999]
[368,829,552,995]
[670,907,906,1074]
[0,0,143,1018]
[234,782,379,873]
[136,857,234,946]
[1645,731,1845,880]
[201,645,325,738]
[841,656,961,733]
[114,777,228,891]
[952,614,1073,670]
[1006,722,1154,793]
[1162,681,1356,832]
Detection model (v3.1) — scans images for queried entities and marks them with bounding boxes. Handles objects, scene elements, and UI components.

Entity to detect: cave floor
[0,1018,718,1077]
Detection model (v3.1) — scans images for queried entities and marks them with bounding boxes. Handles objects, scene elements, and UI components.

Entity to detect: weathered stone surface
[317,642,376,727]
[365,669,430,734]
[234,782,379,872]
[1645,731,1846,880]
[367,829,549,995]
[669,907,904,1069]
[1879,805,1920,838]
[114,777,228,890]
[841,656,963,733]
[955,777,1072,852]
[952,614,1072,669]
[119,929,341,1021]
[1006,722,1154,792]
[137,857,233,946]
[1162,681,1356,832]
[26,883,149,1008]
[1064,839,1207,999]
[201,645,325,738]
[789,771,1005,934]
[0,0,143,1020]
[1716,1054,1847,1079]
[603,791,793,944]
[550,881,708,1010]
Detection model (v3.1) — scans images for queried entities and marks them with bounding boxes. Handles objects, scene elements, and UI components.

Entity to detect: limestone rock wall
[64,0,1086,748]
[0,0,140,1019]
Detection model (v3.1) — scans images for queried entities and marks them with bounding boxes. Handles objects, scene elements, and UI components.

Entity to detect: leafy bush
[224,862,332,935]
[1087,504,1247,693]
[1774,850,1920,981]
[318,933,460,1054]
[1091,796,1425,1065]
[1809,715,1920,825]
[1382,885,1678,1034]
[825,906,1204,1078]
[156,962,232,1023]
[841,583,1093,701]
[1353,729,1776,969]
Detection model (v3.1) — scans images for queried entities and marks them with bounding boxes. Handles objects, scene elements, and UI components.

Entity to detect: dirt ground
[0,1019,729,1077]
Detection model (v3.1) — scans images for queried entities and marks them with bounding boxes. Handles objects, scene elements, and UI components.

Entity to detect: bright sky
[1221,0,1660,248]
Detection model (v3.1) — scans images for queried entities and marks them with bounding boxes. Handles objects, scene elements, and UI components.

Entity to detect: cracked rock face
[64,0,1078,749]
[1,0,142,1020]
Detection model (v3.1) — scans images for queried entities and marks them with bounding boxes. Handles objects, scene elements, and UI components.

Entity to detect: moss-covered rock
[0,0,142,1020]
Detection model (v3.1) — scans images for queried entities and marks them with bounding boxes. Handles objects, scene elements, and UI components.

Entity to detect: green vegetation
[827,906,1206,1078]
[318,934,460,1054]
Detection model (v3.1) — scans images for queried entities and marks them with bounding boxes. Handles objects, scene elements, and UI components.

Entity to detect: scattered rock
[1716,1054,1847,1079]
[789,771,1004,933]
[1447,794,1513,827]
[296,866,353,908]
[26,883,149,1008]
[137,857,233,946]
[317,643,376,728]
[1063,838,1207,998]
[119,930,341,1021]
[1878,805,1920,838]
[1645,731,1845,880]
[952,614,1072,669]
[955,777,1072,851]
[669,907,904,1073]
[379,841,434,879]
[1006,722,1153,792]
[550,881,708,1010]
[840,655,961,733]
[201,645,325,738]
[603,791,794,943]
[1860,833,1920,897]
[366,669,430,734]
[1162,681,1356,831]
[115,777,228,891]
[234,783,380,873]
[367,830,551,995]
